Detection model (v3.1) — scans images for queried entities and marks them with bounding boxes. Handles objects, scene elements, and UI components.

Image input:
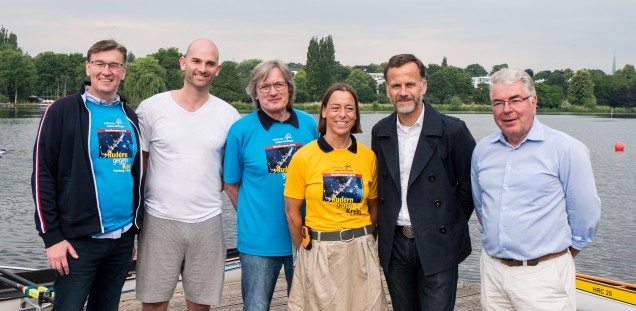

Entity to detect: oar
[0,267,54,302]
[0,275,54,304]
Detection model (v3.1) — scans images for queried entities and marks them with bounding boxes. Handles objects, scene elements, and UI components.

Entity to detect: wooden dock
[119,274,481,310]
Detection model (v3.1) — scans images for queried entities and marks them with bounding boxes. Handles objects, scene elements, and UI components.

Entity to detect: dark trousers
[384,232,458,311]
[52,230,134,311]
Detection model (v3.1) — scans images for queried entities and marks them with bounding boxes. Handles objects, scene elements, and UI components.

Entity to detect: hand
[46,240,78,276]
[569,247,581,258]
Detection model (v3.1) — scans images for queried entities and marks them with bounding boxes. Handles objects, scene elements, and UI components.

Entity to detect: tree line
[1,26,635,110]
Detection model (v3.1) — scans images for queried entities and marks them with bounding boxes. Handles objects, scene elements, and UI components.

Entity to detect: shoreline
[4,104,635,118]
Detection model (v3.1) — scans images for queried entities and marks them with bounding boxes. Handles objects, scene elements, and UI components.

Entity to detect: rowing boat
[576,273,636,310]
[0,248,241,311]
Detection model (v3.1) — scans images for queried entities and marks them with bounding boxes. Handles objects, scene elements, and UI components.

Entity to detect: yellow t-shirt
[284,138,378,231]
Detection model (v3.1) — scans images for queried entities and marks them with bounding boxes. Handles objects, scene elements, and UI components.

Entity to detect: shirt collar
[84,86,121,106]
[257,109,299,131]
[492,117,546,146]
[396,103,425,131]
[317,135,358,154]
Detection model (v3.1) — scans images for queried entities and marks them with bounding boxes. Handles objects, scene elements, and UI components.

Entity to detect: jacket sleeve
[31,105,66,247]
[451,120,476,220]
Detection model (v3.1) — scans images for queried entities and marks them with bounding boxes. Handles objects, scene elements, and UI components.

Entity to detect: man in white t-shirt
[135,38,240,311]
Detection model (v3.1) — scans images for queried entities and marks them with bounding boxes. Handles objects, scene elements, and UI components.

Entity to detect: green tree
[0,26,18,50]
[34,52,66,98]
[535,70,569,95]
[235,59,262,102]
[426,63,441,76]
[123,57,167,107]
[568,70,596,107]
[490,63,508,75]
[127,51,136,63]
[611,86,636,108]
[335,62,352,82]
[305,35,337,101]
[377,81,389,103]
[524,69,534,77]
[465,64,488,77]
[588,69,623,106]
[286,62,304,70]
[615,64,636,84]
[0,49,36,102]
[293,69,310,103]
[33,52,85,99]
[345,69,377,103]
[441,56,448,67]
[149,47,183,90]
[211,61,244,103]
[426,66,472,104]
[472,83,490,104]
[535,83,565,109]
[367,63,384,73]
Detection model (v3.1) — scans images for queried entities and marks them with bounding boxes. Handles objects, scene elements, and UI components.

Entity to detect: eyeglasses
[491,95,532,109]
[257,82,287,93]
[90,60,125,71]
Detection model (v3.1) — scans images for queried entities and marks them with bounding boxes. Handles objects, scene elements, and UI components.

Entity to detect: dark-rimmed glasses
[491,95,532,109]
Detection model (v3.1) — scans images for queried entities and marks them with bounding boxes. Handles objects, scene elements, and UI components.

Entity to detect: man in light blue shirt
[471,68,600,310]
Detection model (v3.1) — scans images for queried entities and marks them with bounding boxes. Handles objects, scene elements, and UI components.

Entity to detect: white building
[368,72,385,86]
[471,76,491,88]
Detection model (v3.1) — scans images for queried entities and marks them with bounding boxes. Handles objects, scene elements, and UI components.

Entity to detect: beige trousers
[480,249,576,311]
[288,234,388,311]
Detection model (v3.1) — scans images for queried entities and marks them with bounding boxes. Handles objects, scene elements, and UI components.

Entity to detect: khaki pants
[480,249,576,311]
[288,234,388,311]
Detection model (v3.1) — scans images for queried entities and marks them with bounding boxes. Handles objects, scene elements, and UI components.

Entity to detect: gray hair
[245,60,295,110]
[489,68,536,100]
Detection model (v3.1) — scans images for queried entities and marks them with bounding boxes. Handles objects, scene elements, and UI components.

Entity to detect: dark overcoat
[371,102,476,275]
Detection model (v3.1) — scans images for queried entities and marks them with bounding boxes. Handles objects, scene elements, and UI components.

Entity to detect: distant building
[368,72,385,86]
[471,76,491,88]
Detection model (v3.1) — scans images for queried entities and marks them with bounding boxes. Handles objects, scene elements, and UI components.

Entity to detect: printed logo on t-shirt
[323,173,364,215]
[97,129,134,172]
[266,143,302,174]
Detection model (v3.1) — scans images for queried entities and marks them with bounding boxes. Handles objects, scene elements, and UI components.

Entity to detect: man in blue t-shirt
[32,39,144,311]
[224,60,318,311]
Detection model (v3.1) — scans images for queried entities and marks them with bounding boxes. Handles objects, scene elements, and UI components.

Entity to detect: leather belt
[496,249,569,267]
[395,225,415,239]
[310,225,374,242]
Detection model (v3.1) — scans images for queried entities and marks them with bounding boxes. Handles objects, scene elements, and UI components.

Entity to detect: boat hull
[0,248,241,311]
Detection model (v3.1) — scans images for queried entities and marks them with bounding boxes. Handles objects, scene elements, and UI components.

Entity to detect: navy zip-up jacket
[31,83,144,248]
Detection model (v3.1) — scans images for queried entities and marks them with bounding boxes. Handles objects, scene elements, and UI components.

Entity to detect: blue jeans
[52,230,134,311]
[384,233,458,311]
[239,252,293,311]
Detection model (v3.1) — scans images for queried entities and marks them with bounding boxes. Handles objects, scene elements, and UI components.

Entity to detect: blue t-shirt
[87,99,137,233]
[224,109,318,256]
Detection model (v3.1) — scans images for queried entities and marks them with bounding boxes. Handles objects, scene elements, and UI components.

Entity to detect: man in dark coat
[371,54,475,311]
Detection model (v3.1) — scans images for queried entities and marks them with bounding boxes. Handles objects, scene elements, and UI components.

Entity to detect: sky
[2,0,635,74]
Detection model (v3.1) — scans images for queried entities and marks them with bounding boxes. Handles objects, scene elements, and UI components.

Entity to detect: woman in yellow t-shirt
[284,83,388,311]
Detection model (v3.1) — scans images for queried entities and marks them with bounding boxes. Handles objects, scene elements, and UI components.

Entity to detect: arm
[452,121,477,220]
[223,182,241,211]
[142,151,149,180]
[367,198,379,238]
[31,106,78,275]
[562,142,601,253]
[285,197,305,250]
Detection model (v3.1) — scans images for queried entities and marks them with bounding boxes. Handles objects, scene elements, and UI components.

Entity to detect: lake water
[1,109,635,284]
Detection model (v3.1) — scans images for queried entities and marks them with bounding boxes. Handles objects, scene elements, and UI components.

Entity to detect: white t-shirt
[136,91,240,222]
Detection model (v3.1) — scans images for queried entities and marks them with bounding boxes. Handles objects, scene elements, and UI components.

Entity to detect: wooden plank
[119,274,482,310]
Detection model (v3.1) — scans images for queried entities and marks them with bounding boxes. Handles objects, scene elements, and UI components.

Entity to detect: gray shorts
[136,213,226,305]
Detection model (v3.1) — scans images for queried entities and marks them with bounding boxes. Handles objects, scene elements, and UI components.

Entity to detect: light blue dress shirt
[471,117,601,260]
